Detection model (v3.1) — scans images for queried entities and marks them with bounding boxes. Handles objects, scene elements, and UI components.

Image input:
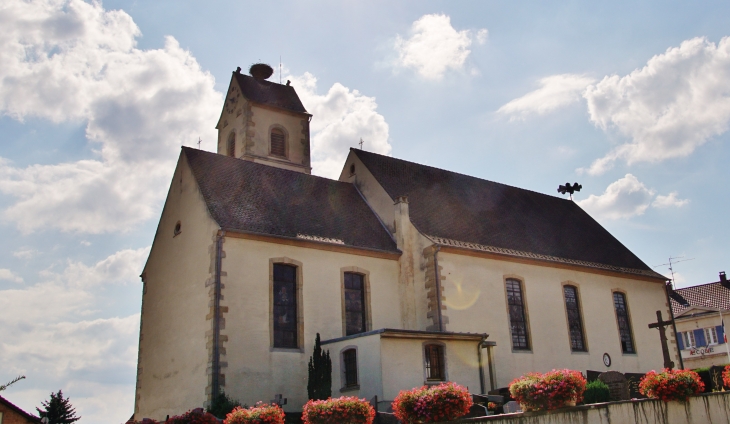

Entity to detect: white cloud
[288,72,391,178]
[577,174,688,220]
[12,247,38,259]
[582,36,730,175]
[394,14,486,81]
[578,174,655,220]
[497,74,595,120]
[0,0,221,233]
[652,191,689,208]
[0,268,23,283]
[0,247,146,424]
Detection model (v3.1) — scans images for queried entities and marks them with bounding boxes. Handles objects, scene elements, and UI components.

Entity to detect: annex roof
[353,149,663,279]
[671,281,730,316]
[233,72,308,114]
[183,148,398,254]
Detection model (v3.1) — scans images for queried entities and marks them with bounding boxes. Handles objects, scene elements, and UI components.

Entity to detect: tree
[307,333,332,400]
[36,390,81,424]
[0,375,25,391]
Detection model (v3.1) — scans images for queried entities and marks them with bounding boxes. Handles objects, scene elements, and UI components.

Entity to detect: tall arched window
[563,285,586,352]
[270,128,286,157]
[506,278,530,350]
[273,263,298,348]
[613,292,635,353]
[227,132,236,157]
[344,272,366,336]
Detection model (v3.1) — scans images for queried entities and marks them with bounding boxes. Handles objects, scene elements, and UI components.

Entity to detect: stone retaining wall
[452,392,730,424]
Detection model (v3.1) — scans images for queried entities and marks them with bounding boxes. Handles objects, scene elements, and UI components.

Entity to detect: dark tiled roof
[354,149,661,276]
[671,282,730,315]
[234,72,308,114]
[183,148,398,253]
[0,395,41,423]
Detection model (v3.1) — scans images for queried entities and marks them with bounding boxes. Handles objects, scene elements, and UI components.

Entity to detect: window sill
[424,380,447,386]
[270,347,304,353]
[511,349,532,354]
[340,385,360,393]
[621,352,638,356]
[570,350,589,355]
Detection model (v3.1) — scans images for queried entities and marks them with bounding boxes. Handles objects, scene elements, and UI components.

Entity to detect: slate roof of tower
[183,148,398,253]
[671,282,730,316]
[233,72,308,114]
[353,149,664,278]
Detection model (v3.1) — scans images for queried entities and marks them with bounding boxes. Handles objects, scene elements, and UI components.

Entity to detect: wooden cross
[648,310,675,369]
[359,138,364,149]
[271,393,287,407]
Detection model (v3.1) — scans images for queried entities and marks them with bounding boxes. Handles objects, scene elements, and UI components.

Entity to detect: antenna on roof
[557,182,582,200]
[653,256,695,287]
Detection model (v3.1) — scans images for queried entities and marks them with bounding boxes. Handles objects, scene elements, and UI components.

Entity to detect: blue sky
[1,1,729,422]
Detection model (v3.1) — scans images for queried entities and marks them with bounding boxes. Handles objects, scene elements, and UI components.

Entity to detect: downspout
[477,335,487,394]
[433,245,444,332]
[664,281,684,369]
[212,230,226,399]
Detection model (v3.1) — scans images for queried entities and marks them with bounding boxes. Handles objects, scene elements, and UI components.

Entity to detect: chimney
[720,271,730,289]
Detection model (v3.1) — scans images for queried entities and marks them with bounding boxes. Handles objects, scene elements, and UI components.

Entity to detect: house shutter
[694,329,706,347]
[677,333,684,350]
[717,325,725,344]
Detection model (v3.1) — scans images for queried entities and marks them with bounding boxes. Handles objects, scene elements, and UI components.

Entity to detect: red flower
[639,369,704,402]
[392,382,473,423]
[301,396,374,424]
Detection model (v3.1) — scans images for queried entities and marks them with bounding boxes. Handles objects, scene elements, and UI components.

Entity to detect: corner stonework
[205,233,228,407]
[423,245,448,331]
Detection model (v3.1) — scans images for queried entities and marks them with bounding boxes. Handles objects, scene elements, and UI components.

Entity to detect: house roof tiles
[233,72,308,114]
[671,281,730,316]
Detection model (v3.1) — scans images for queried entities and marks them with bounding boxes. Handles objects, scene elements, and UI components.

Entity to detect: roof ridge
[675,281,724,291]
[351,148,575,202]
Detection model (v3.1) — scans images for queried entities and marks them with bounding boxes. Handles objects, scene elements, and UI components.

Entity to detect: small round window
[174,221,182,236]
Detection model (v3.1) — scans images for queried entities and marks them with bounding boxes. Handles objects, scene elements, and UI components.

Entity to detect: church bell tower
[216,63,312,174]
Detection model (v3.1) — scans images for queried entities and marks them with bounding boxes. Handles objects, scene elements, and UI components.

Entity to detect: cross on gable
[648,310,675,369]
[270,393,287,406]
[359,138,364,149]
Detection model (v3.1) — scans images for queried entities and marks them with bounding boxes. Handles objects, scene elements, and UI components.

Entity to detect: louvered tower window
[227,132,235,157]
[270,128,286,157]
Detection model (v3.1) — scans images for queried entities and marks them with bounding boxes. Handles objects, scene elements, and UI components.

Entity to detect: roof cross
[359,138,364,149]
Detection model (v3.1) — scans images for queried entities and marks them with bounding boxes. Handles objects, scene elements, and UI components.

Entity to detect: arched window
[270,128,286,157]
[227,132,236,157]
[613,292,635,353]
[344,272,366,336]
[424,344,446,381]
[506,278,530,350]
[342,348,358,388]
[273,263,298,348]
[563,285,586,352]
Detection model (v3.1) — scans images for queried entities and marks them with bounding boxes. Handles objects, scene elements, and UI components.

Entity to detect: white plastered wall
[135,153,221,420]
[220,237,400,411]
[436,251,672,388]
[325,334,384,401]
[675,311,730,368]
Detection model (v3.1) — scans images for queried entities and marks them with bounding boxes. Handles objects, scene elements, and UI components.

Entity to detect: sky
[1,1,729,422]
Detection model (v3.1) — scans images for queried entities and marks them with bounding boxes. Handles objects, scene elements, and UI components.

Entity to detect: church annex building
[133,65,677,420]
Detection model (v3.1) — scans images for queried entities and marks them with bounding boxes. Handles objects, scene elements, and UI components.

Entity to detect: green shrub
[583,380,611,404]
[208,391,243,418]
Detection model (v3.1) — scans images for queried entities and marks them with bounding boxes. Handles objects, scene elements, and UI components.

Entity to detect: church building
[133,65,678,420]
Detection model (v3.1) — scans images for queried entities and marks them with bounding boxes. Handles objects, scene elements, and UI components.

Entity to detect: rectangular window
[344,273,366,336]
[705,327,718,345]
[424,344,445,381]
[506,279,530,350]
[343,349,358,387]
[682,331,695,349]
[563,285,586,352]
[613,292,635,353]
[273,264,297,348]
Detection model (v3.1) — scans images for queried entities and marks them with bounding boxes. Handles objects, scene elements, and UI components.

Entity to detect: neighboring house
[133,66,675,421]
[671,274,730,369]
[0,395,41,424]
